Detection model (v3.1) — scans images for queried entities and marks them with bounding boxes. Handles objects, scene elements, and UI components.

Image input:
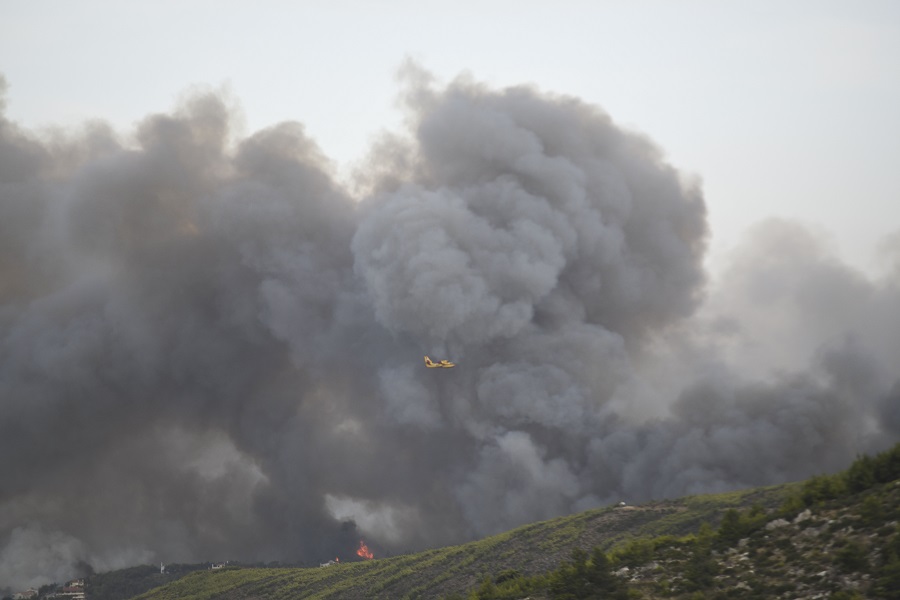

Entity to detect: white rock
[794,509,812,524]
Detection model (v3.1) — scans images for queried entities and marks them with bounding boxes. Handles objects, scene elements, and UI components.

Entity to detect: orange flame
[356,540,374,560]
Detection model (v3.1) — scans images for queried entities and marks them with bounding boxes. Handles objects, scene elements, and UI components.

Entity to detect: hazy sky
[2,0,898,272]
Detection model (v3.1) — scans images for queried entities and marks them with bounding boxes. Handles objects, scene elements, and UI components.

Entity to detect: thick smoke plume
[1,70,897,591]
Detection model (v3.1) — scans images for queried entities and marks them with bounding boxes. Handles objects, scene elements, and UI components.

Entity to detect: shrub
[835,540,869,573]
[613,539,655,568]
[682,544,718,592]
[717,509,746,545]
[846,455,877,493]
[873,549,900,599]
[859,493,885,525]
[830,591,865,600]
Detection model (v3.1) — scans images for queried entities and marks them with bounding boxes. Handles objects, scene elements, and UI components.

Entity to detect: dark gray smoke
[1,69,897,591]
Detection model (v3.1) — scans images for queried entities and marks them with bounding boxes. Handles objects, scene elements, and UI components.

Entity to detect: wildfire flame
[356,540,374,560]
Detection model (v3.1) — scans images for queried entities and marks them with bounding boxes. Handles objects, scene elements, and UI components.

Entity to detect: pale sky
[2,0,898,273]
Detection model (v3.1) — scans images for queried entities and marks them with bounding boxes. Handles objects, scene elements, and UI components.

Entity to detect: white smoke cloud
[0,527,87,591]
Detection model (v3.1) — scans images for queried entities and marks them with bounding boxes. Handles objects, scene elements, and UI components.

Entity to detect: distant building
[57,580,86,600]
[13,589,37,600]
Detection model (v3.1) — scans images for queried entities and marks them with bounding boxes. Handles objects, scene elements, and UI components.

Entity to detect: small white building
[58,580,86,600]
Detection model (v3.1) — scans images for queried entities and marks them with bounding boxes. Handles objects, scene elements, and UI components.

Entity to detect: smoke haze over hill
[1,68,898,592]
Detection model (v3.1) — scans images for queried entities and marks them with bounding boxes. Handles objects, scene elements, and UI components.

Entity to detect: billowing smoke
[1,69,897,591]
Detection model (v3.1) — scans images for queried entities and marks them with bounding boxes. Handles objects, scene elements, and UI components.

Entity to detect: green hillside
[95,442,900,600]
[123,488,792,600]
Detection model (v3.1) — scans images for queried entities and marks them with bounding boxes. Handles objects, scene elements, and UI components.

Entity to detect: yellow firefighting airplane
[424,356,456,368]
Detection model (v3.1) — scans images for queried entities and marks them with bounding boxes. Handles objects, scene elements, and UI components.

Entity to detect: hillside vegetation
[90,442,900,599]
[114,484,787,600]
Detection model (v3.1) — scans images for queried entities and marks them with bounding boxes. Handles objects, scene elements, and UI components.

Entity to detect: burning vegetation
[356,540,374,560]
